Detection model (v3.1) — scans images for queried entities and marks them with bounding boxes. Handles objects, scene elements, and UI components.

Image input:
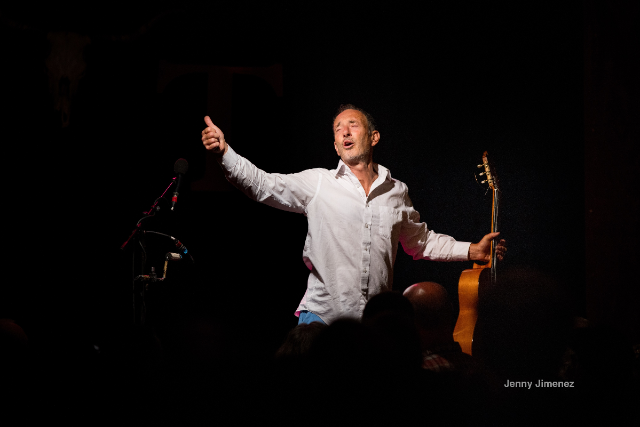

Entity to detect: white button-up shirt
[220,146,471,324]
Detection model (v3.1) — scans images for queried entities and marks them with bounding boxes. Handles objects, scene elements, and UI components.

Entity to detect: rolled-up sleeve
[219,145,320,214]
[399,187,470,261]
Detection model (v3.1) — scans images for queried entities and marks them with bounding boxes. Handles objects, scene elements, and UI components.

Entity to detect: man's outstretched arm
[200,116,319,214]
[399,188,507,262]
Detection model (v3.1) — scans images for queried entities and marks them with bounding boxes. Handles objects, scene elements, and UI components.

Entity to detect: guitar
[453,151,500,355]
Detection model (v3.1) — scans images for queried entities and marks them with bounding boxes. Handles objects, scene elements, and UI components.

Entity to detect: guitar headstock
[477,151,499,192]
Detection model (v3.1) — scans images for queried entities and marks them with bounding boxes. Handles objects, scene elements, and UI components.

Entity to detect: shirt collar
[335,159,393,182]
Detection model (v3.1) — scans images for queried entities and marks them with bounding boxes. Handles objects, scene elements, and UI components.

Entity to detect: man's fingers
[204,141,221,151]
[204,136,219,146]
[495,239,507,261]
[202,127,216,136]
[202,129,223,143]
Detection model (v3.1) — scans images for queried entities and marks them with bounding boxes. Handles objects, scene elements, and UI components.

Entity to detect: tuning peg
[477,164,483,168]
[480,180,487,184]
[479,172,485,176]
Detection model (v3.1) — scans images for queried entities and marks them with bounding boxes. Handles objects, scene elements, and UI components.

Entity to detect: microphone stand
[120,178,176,326]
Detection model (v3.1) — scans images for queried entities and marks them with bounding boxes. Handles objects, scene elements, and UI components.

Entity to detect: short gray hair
[332,104,377,135]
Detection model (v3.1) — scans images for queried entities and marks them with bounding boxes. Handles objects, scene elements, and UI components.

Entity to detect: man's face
[333,109,379,165]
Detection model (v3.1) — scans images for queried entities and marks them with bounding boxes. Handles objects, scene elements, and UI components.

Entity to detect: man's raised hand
[202,116,228,155]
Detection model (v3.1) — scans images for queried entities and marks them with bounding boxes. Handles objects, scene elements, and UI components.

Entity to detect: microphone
[172,237,195,264]
[141,231,195,264]
[171,158,189,211]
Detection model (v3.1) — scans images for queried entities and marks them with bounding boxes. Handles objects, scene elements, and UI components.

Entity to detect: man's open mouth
[343,140,354,148]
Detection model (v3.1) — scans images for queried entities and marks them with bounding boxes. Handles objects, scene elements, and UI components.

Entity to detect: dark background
[0,1,637,361]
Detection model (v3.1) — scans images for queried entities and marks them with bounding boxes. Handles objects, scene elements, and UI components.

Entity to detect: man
[201,104,506,325]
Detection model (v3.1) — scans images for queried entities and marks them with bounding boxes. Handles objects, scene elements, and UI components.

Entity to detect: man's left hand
[468,232,507,263]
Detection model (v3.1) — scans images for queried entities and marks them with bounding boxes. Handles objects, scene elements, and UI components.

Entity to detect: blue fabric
[298,310,326,325]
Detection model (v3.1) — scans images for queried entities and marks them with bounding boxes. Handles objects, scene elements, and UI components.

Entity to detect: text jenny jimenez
[505,380,575,389]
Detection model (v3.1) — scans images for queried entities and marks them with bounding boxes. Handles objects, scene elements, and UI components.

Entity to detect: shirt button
[365,224,369,228]
[364,269,367,273]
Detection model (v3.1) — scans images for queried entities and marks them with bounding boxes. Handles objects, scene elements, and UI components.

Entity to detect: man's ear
[334,140,340,156]
[370,130,381,147]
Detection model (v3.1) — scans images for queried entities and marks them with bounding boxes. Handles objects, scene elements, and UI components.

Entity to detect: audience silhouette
[4,267,639,425]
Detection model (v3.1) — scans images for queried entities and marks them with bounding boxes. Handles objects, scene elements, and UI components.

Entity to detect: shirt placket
[361,197,372,305]
[344,173,372,307]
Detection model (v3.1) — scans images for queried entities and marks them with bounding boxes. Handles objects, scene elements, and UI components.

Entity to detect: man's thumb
[204,116,214,127]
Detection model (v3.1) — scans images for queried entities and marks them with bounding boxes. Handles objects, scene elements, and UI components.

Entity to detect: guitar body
[453,266,491,355]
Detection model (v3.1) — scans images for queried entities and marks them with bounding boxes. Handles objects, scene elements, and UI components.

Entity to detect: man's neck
[345,159,378,196]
